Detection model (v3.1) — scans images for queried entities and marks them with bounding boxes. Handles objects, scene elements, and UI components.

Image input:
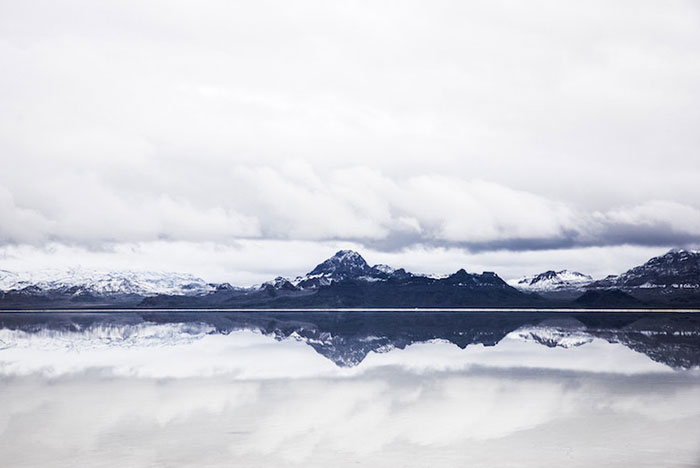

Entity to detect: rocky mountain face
[256,250,412,292]
[588,249,700,290]
[581,249,700,307]
[290,250,411,290]
[507,249,700,306]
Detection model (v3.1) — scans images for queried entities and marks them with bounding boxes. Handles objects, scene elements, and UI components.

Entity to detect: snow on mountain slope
[509,270,592,292]
[288,250,410,290]
[588,249,700,290]
[0,268,216,296]
[371,264,396,275]
[508,326,593,348]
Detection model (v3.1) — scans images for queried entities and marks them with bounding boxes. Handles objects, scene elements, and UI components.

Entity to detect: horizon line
[1,308,699,313]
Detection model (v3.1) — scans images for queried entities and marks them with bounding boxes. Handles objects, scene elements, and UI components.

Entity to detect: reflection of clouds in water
[240,375,575,461]
[0,329,338,379]
[0,370,699,467]
[362,337,675,375]
[1,328,699,466]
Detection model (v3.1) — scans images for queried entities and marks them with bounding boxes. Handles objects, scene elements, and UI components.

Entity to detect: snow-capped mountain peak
[371,264,395,275]
[307,250,370,277]
[261,276,299,292]
[510,269,592,292]
[283,250,412,290]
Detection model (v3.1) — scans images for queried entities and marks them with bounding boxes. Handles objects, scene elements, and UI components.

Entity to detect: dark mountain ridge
[139,251,536,308]
[584,249,700,307]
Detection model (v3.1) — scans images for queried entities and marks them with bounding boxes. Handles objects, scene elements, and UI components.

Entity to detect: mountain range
[1,248,700,309]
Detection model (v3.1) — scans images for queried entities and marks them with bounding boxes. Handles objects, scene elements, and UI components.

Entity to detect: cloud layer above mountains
[2,163,700,251]
[1,0,699,279]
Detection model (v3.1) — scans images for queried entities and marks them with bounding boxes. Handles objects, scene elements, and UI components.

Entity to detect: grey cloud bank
[1,0,699,277]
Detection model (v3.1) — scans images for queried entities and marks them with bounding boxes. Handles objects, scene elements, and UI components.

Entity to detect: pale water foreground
[0,311,699,467]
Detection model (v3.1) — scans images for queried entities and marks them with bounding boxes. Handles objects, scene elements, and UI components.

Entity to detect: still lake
[1,310,699,467]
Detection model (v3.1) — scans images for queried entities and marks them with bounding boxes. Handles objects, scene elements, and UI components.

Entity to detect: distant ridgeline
[2,249,700,309]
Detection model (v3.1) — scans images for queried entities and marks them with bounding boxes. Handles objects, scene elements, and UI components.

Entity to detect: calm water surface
[0,311,699,467]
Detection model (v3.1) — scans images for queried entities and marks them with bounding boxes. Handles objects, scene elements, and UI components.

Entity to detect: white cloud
[0,186,52,244]
[601,200,700,235]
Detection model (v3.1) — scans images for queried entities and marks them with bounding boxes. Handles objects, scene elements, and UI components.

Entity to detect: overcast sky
[1,1,699,284]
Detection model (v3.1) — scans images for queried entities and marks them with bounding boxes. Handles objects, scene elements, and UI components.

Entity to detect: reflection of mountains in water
[1,311,699,369]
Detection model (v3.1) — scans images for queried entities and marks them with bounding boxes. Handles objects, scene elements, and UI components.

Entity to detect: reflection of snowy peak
[0,322,217,349]
[509,326,593,348]
[510,270,592,292]
[286,330,399,367]
[0,269,216,297]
